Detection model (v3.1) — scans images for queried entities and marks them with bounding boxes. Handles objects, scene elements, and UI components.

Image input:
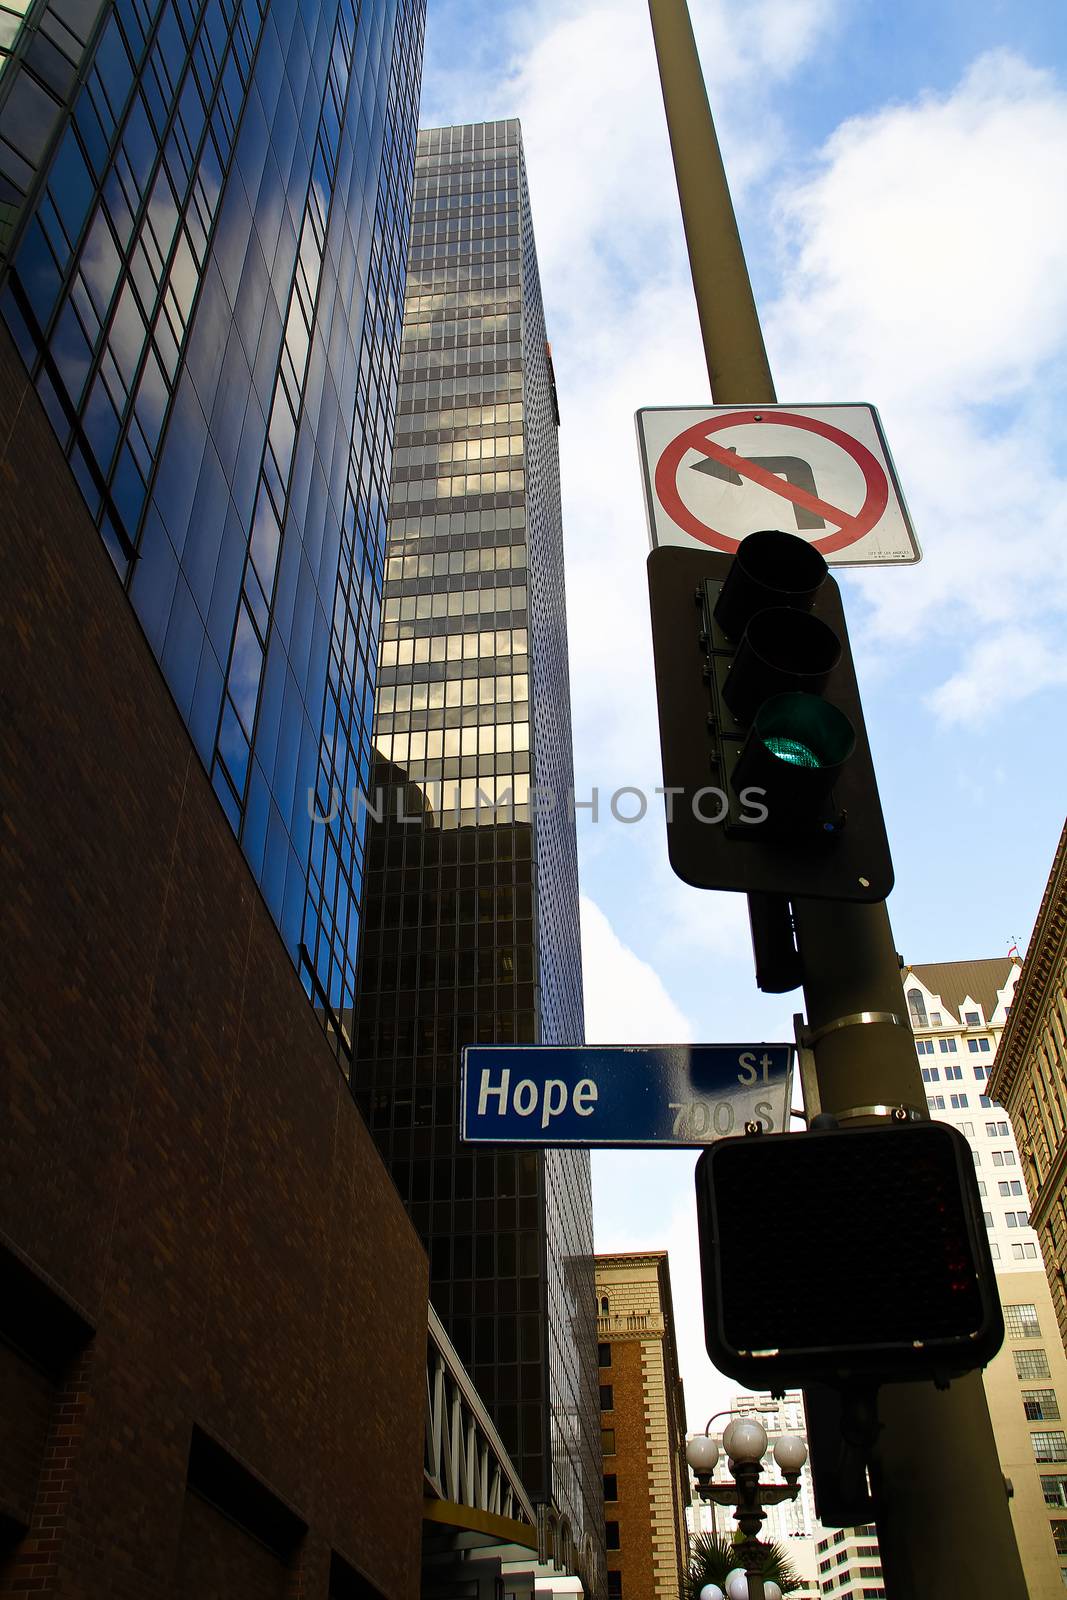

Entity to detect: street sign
[460,1043,793,1147]
[636,404,920,567]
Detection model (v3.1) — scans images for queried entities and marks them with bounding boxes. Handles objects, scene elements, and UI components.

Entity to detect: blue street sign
[460,1044,794,1147]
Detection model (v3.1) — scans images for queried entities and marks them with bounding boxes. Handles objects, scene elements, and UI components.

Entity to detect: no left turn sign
[636,404,920,566]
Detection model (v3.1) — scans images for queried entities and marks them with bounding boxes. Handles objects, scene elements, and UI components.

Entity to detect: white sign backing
[636,403,920,566]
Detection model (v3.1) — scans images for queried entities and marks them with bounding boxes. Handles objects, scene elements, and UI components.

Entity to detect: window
[1005,1211,1030,1228]
[602,1429,616,1454]
[939,1038,958,1054]
[907,990,929,1028]
[600,1384,614,1410]
[1024,1390,1060,1422]
[598,1342,611,1368]
[1006,1304,1041,1339]
[1035,1434,1067,1463]
[987,1121,1011,1138]
[961,1122,974,1135]
[606,1520,620,1550]
[607,1574,623,1599]
[950,1094,969,1109]
[1043,1475,1067,1507]
[600,1296,609,1313]
[1013,1242,1039,1261]
[944,1063,962,1080]
[999,1180,1023,1197]
[928,1095,946,1111]
[921,1066,939,1082]
[916,1039,935,1056]
[983,1211,993,1229]
[1015,1349,1050,1379]
[965,1011,981,1025]
[978,1038,991,1053]
[973,1064,990,1080]
[991,1243,1001,1260]
[604,1473,618,1501]
[931,1012,942,1025]
[978,1181,987,1197]
[1054,1523,1067,1555]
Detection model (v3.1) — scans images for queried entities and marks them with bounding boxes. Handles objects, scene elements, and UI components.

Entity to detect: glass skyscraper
[0,0,425,1031]
[351,119,602,1587]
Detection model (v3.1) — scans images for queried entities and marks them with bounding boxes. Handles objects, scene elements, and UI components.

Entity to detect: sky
[418,0,1067,1430]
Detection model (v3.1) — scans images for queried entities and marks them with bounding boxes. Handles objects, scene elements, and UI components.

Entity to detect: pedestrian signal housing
[646,531,893,901]
[694,1122,1003,1390]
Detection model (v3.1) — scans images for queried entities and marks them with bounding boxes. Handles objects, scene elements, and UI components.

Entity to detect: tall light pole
[646,4,1027,1595]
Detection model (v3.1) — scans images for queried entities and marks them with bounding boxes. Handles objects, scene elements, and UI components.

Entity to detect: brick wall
[604,1340,655,1597]
[0,324,428,1598]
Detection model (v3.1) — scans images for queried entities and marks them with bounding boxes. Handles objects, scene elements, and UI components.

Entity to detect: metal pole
[647,4,1027,1594]
[647,0,775,404]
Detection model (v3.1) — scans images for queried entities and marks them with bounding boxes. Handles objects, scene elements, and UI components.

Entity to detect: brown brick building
[0,321,428,1595]
[596,1254,689,1600]
[993,817,1067,1357]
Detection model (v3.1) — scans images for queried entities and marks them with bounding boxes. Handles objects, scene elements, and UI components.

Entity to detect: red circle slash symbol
[654,409,890,556]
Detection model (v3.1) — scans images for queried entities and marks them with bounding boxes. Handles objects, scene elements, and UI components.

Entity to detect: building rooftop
[904,956,1018,1022]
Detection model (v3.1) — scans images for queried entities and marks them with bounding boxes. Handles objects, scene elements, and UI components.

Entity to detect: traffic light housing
[646,531,893,901]
[694,1122,1003,1391]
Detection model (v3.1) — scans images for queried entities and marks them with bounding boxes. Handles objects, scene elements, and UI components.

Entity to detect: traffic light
[694,1122,1003,1391]
[646,530,893,901]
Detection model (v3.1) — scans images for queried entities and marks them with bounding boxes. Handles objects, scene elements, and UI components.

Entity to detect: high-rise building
[0,0,425,1037]
[813,1524,884,1600]
[597,1252,690,1599]
[907,955,1067,1596]
[0,1,432,1591]
[992,818,1067,1355]
[687,1392,820,1600]
[351,119,601,1591]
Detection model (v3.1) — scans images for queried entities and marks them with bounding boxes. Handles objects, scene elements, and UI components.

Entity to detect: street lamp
[686,1411,808,1600]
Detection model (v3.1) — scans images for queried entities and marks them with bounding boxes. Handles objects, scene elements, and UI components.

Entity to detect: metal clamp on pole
[832,1103,926,1125]
[794,1012,914,1123]
[803,1010,911,1046]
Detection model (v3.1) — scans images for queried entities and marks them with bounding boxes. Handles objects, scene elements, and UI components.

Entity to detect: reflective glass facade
[0,0,426,1025]
[352,120,602,1583]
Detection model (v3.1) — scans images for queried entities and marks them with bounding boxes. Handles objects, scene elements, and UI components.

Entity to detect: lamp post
[687,1412,808,1600]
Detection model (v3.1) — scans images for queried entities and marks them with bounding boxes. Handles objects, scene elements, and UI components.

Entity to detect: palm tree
[686,1529,802,1600]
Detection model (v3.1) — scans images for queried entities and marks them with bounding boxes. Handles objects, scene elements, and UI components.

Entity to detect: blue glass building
[0,0,426,1033]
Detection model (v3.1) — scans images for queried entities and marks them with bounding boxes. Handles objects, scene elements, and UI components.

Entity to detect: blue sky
[419,0,1067,1426]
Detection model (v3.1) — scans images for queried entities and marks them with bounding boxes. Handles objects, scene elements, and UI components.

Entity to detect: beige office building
[906,956,1067,1596]
[992,817,1067,1357]
[813,1524,884,1600]
[597,1253,690,1599]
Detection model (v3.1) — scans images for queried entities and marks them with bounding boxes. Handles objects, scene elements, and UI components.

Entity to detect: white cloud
[763,51,1067,721]
[767,53,1067,402]
[928,627,1067,723]
[580,893,694,1042]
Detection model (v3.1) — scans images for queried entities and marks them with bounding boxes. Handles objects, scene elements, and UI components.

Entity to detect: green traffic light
[754,693,854,773]
[764,734,821,769]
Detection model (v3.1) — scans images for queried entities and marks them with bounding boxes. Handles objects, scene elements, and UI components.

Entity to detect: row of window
[908,991,987,1030]
[920,1061,992,1079]
[378,674,529,714]
[396,401,523,432]
[983,1210,1031,1229]
[385,548,529,593]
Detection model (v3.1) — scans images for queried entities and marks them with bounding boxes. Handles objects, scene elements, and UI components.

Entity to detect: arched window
[907,989,928,1028]
[600,1295,609,1314]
